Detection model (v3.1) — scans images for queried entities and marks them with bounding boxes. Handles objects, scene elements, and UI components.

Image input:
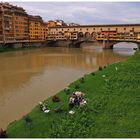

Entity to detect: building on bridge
[47,24,140,48]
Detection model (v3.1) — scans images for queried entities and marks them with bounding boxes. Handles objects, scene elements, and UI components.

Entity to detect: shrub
[64,87,70,95]
[99,66,102,71]
[23,116,32,127]
[75,84,80,89]
[80,77,85,83]
[91,72,95,76]
[104,65,107,69]
[52,95,60,102]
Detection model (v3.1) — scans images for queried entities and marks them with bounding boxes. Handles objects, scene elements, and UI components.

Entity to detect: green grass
[6,50,140,138]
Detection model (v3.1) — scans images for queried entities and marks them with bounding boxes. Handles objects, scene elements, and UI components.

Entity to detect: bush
[23,116,32,127]
[52,95,60,102]
[80,77,85,83]
[75,84,80,89]
[91,72,95,76]
[99,66,102,71]
[64,87,70,95]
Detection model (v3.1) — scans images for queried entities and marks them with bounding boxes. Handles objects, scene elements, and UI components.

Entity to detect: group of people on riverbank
[39,91,87,114]
[69,91,87,114]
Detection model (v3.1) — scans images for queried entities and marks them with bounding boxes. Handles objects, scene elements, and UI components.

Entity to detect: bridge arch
[103,41,139,49]
[85,32,91,38]
[78,32,84,38]
[112,42,138,49]
[91,32,97,40]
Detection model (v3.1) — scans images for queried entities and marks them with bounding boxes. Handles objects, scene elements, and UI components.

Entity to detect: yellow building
[0,2,29,43]
[0,2,14,43]
[41,22,48,40]
[47,20,57,27]
[12,5,29,41]
[29,15,47,42]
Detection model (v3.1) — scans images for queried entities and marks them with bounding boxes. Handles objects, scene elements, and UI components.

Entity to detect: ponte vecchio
[47,24,140,49]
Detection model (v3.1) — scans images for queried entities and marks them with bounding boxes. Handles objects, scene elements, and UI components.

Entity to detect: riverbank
[6,50,140,138]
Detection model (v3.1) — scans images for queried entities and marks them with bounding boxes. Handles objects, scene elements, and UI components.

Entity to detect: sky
[10,2,140,25]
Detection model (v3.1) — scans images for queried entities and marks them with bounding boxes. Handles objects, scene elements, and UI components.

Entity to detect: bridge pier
[103,40,112,49]
[13,43,23,48]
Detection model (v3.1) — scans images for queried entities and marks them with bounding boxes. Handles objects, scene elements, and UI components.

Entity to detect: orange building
[47,20,57,27]
[29,15,47,41]
[12,5,29,41]
[0,2,29,43]
[0,2,14,43]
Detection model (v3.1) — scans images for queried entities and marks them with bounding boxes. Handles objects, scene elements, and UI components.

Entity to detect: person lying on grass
[39,101,50,113]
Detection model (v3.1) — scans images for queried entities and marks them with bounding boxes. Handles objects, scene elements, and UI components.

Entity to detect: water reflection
[0,44,135,129]
[113,42,138,56]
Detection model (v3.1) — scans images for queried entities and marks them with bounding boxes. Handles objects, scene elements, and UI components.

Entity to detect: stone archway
[91,32,97,40]
[85,32,91,39]
[112,42,138,49]
[103,40,139,49]
[78,32,84,38]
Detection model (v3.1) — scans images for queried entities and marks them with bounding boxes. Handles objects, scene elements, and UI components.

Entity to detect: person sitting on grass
[39,102,50,113]
[0,128,7,138]
[79,98,87,107]
[69,94,75,110]
[69,94,75,114]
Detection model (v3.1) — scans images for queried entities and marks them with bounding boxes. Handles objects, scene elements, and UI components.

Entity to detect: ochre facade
[12,5,29,41]
[0,2,47,44]
[1,2,140,45]
[47,24,140,42]
[29,15,47,42]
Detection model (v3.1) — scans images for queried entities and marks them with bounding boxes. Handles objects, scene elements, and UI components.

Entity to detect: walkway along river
[0,42,137,129]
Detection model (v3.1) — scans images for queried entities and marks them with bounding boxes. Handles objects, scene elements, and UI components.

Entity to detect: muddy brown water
[0,43,137,129]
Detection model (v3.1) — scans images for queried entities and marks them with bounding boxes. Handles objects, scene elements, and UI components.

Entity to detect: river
[0,42,137,129]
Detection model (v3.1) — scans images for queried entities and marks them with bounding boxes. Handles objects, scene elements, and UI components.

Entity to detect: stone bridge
[47,24,140,49]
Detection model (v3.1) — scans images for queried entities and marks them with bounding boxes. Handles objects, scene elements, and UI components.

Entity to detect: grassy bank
[7,50,140,138]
